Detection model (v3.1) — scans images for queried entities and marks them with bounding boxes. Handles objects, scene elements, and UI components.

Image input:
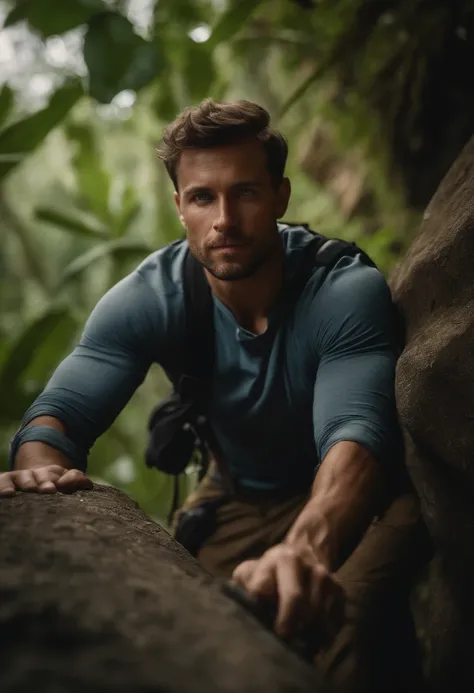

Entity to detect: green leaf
[207,0,261,49]
[0,338,11,376]
[0,81,83,181]
[278,60,332,120]
[84,13,163,103]
[21,314,80,386]
[59,238,151,284]
[181,37,216,101]
[66,123,111,222]
[0,85,14,129]
[0,388,40,424]
[152,72,180,122]
[153,0,207,31]
[5,0,106,38]
[0,308,77,390]
[35,206,109,239]
[0,308,79,424]
[115,185,140,237]
[155,165,182,244]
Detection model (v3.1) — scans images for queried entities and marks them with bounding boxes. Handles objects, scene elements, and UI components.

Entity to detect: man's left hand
[232,542,345,641]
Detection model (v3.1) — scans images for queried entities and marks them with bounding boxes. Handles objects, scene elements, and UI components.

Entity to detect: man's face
[174,138,290,281]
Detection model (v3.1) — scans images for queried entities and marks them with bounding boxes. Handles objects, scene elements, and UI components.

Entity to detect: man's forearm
[14,416,72,471]
[285,441,383,571]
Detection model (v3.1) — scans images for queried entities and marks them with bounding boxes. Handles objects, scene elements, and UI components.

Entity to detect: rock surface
[0,485,326,693]
[391,135,474,691]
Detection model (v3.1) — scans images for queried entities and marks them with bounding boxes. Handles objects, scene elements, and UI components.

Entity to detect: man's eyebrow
[232,180,264,188]
[182,180,265,197]
[182,185,211,198]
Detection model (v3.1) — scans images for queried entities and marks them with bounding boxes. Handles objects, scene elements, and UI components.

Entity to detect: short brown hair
[156,99,288,190]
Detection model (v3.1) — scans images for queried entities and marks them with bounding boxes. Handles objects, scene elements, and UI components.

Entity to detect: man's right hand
[0,465,93,497]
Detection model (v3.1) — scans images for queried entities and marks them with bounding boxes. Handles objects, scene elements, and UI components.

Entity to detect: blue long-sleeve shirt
[13,225,403,489]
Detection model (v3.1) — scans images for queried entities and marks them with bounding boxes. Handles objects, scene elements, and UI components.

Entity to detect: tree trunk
[0,484,327,693]
[391,135,474,691]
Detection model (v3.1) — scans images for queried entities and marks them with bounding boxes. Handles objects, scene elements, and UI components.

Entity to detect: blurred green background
[1,0,473,522]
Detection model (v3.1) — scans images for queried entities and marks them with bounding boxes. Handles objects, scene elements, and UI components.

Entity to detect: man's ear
[276,177,291,219]
[174,191,185,227]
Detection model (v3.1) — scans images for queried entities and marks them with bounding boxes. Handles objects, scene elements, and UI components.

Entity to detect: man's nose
[213,197,237,232]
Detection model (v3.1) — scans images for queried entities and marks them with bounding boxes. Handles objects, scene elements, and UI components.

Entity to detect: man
[2,99,428,691]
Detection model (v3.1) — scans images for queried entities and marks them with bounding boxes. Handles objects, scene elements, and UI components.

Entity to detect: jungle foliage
[1,0,472,519]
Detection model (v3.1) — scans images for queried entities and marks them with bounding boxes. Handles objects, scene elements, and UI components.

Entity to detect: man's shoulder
[134,238,187,299]
[318,254,390,309]
[307,254,397,351]
[279,223,390,321]
[84,239,188,347]
[296,249,392,336]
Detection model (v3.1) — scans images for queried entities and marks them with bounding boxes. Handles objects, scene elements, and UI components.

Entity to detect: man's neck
[205,244,285,335]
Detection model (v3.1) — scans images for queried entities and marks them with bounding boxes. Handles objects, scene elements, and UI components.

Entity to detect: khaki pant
[174,470,430,693]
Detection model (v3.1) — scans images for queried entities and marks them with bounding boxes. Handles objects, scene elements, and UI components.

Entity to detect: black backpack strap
[182,250,236,494]
[145,248,214,478]
[157,250,216,523]
[282,222,376,270]
[182,249,214,382]
[281,221,376,275]
[314,237,376,270]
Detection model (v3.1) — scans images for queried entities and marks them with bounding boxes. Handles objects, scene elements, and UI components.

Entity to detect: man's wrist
[285,502,335,571]
[10,420,85,472]
[14,441,72,472]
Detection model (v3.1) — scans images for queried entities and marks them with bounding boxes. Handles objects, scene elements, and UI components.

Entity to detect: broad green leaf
[118,201,140,236]
[0,308,77,390]
[59,238,151,284]
[0,81,83,181]
[35,206,109,239]
[84,13,163,104]
[0,338,10,376]
[153,0,207,30]
[152,72,180,122]
[115,185,140,237]
[5,0,105,38]
[66,123,111,222]
[0,308,79,425]
[155,165,182,244]
[207,0,261,49]
[0,85,14,129]
[180,37,216,101]
[0,388,41,424]
[278,62,330,119]
[20,313,80,387]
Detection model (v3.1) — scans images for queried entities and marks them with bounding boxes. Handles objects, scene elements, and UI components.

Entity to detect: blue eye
[193,192,213,203]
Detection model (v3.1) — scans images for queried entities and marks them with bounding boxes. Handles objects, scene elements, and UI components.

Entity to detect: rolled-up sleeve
[312,256,403,468]
[13,270,165,466]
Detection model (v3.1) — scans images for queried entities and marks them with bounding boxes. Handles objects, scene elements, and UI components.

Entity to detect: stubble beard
[189,240,277,281]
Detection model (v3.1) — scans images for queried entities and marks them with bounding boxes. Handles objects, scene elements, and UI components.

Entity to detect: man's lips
[210,241,249,249]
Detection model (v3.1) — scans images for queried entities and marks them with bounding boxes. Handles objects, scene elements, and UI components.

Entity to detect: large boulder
[0,485,326,693]
[391,135,474,691]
